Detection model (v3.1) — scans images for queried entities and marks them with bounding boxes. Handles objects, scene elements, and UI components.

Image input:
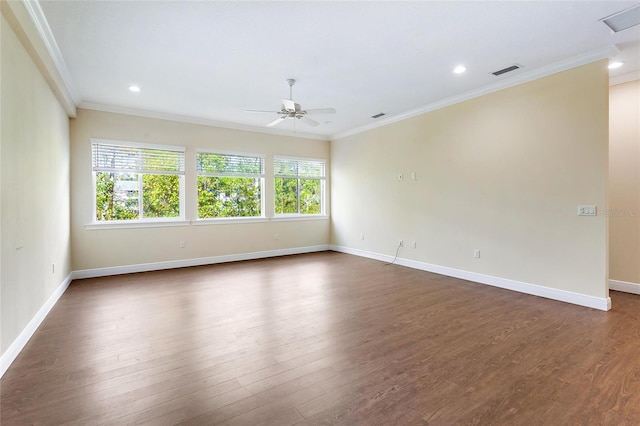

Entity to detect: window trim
[91,138,186,223]
[274,155,326,217]
[196,150,266,220]
[85,220,190,230]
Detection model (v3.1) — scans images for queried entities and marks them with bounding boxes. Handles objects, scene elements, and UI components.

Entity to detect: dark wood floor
[2,252,639,425]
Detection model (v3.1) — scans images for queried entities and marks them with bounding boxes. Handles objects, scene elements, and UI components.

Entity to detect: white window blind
[274,158,325,179]
[197,152,264,177]
[92,141,185,175]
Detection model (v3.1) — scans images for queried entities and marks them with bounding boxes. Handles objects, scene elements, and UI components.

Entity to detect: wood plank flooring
[2,251,640,425]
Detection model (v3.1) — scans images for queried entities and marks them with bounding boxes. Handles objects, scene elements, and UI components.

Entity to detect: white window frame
[274,155,326,217]
[91,138,186,224]
[196,150,266,221]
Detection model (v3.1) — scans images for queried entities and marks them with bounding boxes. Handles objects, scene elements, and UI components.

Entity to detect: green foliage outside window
[143,174,180,218]
[95,172,138,221]
[300,179,321,214]
[274,178,321,214]
[95,172,180,221]
[196,152,263,218]
[275,178,298,214]
[274,158,324,215]
[198,176,261,218]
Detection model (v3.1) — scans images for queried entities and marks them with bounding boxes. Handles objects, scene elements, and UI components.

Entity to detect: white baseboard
[610,279,640,295]
[0,273,73,378]
[331,245,611,311]
[72,245,331,279]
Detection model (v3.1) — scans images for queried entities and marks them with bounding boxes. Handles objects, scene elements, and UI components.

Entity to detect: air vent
[371,112,386,119]
[602,5,640,33]
[492,65,521,76]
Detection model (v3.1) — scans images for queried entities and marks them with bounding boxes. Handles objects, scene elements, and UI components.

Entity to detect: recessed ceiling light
[453,65,466,74]
[128,85,141,93]
[608,61,625,70]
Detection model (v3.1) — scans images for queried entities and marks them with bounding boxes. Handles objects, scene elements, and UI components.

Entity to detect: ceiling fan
[246,79,336,127]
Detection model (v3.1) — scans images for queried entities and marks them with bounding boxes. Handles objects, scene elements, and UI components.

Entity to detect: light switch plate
[578,205,597,216]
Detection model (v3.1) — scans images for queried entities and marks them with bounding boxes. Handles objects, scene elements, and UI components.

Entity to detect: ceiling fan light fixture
[246,79,335,128]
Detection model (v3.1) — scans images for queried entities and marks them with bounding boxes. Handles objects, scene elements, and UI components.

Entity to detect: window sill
[195,216,328,225]
[194,217,269,225]
[85,215,329,229]
[270,215,329,222]
[86,220,190,230]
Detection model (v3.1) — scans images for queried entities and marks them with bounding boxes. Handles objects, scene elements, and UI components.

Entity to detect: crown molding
[77,102,331,142]
[23,0,80,104]
[331,47,614,141]
[610,70,640,86]
[1,0,78,116]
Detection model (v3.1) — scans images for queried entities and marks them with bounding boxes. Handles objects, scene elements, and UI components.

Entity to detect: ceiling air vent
[492,65,521,76]
[371,112,386,119]
[602,5,640,33]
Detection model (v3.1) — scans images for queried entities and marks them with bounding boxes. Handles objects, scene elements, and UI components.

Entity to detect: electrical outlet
[361,234,365,240]
[411,172,416,180]
[474,249,480,258]
[412,241,417,249]
[274,234,279,240]
[399,173,403,181]
[399,240,404,247]
[179,240,185,248]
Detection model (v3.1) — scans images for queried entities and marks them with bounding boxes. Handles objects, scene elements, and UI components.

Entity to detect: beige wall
[70,109,330,271]
[1,14,71,354]
[331,61,609,299]
[609,79,640,285]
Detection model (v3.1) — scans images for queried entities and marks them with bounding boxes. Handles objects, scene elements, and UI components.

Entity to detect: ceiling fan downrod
[287,78,296,100]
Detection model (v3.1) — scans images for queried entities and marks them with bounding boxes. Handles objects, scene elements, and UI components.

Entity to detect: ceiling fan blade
[266,117,286,127]
[304,108,336,115]
[300,116,319,127]
[282,99,297,111]
[245,109,279,114]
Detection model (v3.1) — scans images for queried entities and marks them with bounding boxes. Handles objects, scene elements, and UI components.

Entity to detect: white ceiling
[37,1,640,140]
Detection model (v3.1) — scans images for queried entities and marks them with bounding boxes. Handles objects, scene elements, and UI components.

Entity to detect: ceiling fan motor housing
[247,78,334,127]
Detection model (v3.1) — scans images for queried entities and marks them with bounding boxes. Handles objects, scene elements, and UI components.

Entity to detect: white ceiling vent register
[601,5,640,33]
[492,65,522,76]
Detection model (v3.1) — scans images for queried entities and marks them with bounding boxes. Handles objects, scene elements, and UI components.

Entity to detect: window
[197,151,264,218]
[92,140,185,222]
[274,157,325,215]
